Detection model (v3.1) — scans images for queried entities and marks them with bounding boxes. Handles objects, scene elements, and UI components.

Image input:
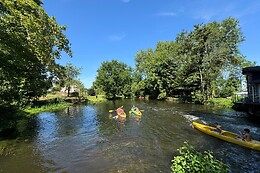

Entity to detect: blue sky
[43,0,260,88]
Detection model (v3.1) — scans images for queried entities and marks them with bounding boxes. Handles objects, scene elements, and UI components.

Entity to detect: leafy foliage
[94,60,132,99]
[171,142,229,173]
[59,63,81,97]
[0,0,72,108]
[134,42,180,99]
[207,98,233,108]
[132,17,247,102]
[175,18,245,103]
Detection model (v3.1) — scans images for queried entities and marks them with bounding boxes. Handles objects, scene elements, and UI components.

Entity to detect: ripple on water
[1,101,259,173]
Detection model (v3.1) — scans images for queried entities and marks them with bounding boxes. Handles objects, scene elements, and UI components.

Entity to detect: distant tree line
[94,17,254,103]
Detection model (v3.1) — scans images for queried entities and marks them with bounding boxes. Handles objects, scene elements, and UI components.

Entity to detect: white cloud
[156,12,177,17]
[108,33,126,42]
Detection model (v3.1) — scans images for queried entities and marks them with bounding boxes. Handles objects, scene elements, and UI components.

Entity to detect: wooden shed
[242,66,260,104]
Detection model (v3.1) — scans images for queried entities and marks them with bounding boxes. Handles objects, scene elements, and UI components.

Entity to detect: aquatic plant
[171,142,229,173]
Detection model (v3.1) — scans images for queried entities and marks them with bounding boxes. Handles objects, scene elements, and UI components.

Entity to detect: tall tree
[176,17,245,103]
[134,42,180,99]
[94,60,132,99]
[0,0,72,108]
[60,63,81,97]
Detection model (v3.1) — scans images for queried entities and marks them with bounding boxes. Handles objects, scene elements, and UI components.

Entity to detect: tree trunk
[199,68,205,103]
[67,85,70,97]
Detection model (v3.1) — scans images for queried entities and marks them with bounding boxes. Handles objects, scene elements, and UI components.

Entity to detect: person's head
[244,128,250,133]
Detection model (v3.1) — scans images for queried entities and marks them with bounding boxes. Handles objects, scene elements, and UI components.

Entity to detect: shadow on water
[0,100,259,173]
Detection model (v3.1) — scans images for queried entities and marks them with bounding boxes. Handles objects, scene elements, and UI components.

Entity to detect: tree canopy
[131,17,247,102]
[60,63,81,97]
[94,60,132,99]
[0,0,72,108]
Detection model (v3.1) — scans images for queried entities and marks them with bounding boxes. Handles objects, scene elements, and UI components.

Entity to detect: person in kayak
[131,105,137,111]
[212,123,222,134]
[240,128,252,142]
[116,106,124,114]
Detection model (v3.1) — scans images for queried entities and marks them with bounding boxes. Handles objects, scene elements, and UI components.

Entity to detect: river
[0,99,259,173]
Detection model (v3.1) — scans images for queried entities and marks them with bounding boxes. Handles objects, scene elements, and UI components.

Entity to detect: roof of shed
[242,66,260,74]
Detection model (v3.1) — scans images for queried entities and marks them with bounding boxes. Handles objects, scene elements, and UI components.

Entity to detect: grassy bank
[23,102,71,116]
[24,94,107,115]
[207,98,234,108]
[86,95,107,104]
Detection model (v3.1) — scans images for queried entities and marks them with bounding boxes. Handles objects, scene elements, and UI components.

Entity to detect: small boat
[192,122,260,151]
[115,107,126,118]
[129,106,142,117]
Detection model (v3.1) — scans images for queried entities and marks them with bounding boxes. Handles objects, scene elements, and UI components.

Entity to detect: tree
[175,17,245,103]
[0,0,72,108]
[33,0,42,5]
[94,60,132,99]
[134,42,180,99]
[60,63,81,97]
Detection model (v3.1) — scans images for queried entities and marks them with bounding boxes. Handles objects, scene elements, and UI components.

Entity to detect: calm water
[0,99,260,173]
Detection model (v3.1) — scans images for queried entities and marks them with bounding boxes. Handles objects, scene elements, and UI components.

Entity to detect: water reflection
[34,105,102,172]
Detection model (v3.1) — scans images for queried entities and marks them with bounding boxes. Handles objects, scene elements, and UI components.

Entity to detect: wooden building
[242,66,260,104]
[240,66,260,114]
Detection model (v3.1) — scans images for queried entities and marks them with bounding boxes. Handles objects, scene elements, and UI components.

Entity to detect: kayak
[129,108,142,117]
[192,122,260,151]
[115,107,126,118]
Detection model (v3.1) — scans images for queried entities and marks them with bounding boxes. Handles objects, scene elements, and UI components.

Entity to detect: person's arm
[244,134,252,141]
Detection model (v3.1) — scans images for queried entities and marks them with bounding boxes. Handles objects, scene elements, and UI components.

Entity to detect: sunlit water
[1,99,260,172]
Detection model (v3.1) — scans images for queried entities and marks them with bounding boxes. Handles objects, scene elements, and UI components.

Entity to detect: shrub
[157,91,166,100]
[171,142,229,173]
[207,98,233,108]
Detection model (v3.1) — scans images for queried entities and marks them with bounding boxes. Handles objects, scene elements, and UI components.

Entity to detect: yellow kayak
[192,122,260,151]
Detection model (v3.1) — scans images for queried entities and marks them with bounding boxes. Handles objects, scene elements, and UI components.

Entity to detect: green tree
[176,17,245,103]
[94,60,132,99]
[134,42,180,99]
[33,0,42,5]
[60,63,81,97]
[0,0,72,108]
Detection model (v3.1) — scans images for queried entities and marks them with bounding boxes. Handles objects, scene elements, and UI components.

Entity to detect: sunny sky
[43,0,260,88]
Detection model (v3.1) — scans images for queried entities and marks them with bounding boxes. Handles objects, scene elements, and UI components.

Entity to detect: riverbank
[23,102,71,115]
[206,98,234,108]
[24,93,107,114]
[167,97,234,108]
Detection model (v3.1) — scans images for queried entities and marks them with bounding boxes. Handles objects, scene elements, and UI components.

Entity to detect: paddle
[109,106,124,113]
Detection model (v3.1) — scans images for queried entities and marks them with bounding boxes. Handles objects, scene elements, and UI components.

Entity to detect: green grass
[86,95,107,104]
[23,102,71,116]
[207,98,234,108]
[23,94,107,115]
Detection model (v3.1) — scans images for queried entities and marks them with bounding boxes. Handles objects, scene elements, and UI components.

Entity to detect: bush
[171,142,229,173]
[157,91,166,100]
[207,98,233,108]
